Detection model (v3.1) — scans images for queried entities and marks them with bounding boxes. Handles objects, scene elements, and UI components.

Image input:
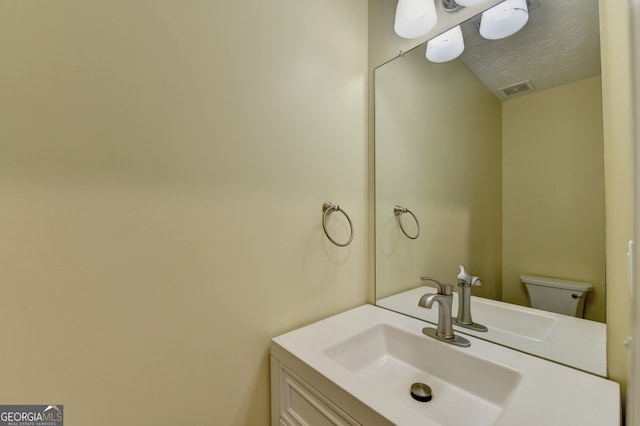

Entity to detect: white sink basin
[271,304,619,425]
[323,323,521,425]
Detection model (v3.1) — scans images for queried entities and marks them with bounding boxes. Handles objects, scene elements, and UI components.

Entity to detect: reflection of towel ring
[394,205,420,239]
[322,202,354,247]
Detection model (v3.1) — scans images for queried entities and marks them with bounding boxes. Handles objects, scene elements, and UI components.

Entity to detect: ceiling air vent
[498,80,535,98]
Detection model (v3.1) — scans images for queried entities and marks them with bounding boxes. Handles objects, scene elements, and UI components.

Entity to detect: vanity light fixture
[426,25,465,62]
[394,0,438,39]
[479,0,529,40]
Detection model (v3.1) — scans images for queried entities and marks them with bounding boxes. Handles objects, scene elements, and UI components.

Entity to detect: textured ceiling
[458,0,601,101]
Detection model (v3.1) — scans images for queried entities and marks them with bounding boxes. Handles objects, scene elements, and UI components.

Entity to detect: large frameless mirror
[374,0,606,375]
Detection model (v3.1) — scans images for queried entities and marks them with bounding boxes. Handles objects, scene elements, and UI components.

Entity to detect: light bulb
[479,0,529,40]
[394,0,438,39]
[426,25,465,63]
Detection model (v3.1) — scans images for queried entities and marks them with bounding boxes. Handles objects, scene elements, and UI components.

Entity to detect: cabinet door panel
[279,367,360,426]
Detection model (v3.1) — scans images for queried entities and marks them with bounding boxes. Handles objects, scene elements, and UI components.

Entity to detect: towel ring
[322,202,354,247]
[394,205,420,239]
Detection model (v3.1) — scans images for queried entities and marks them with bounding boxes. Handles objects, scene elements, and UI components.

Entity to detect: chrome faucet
[418,277,470,347]
[454,266,488,332]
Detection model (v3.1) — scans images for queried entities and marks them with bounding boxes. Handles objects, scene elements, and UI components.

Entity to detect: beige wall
[0,1,368,425]
[502,77,606,323]
[375,48,502,299]
[630,1,640,422]
[600,0,634,408]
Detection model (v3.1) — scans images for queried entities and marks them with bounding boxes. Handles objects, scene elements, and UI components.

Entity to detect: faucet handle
[420,277,453,295]
[458,265,482,287]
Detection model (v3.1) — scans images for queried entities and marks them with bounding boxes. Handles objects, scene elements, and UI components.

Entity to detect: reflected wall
[375,46,502,301]
[502,76,606,321]
[375,45,606,322]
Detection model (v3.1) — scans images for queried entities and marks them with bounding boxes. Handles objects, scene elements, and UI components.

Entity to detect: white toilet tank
[520,274,593,318]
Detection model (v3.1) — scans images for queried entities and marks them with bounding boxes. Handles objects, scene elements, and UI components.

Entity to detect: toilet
[520,274,593,318]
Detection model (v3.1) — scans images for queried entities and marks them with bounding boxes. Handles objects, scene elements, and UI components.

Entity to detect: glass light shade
[454,0,491,6]
[479,0,529,40]
[394,0,438,39]
[426,25,465,63]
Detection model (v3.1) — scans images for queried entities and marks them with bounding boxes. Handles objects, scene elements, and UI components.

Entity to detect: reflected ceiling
[459,0,600,100]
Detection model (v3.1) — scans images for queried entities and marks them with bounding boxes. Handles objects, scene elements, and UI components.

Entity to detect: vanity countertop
[377,286,607,376]
[271,304,619,426]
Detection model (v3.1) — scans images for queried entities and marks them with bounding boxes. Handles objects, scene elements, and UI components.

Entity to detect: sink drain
[410,382,432,402]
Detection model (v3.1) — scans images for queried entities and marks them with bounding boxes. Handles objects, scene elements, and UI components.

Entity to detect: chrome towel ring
[394,205,420,239]
[322,202,354,247]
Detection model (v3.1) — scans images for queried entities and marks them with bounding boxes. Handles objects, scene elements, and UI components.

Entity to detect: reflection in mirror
[374,0,606,375]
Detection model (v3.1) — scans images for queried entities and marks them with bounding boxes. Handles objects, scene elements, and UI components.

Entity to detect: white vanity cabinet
[270,358,360,426]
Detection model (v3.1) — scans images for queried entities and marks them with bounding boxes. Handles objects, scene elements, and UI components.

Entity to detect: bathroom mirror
[374,0,606,374]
